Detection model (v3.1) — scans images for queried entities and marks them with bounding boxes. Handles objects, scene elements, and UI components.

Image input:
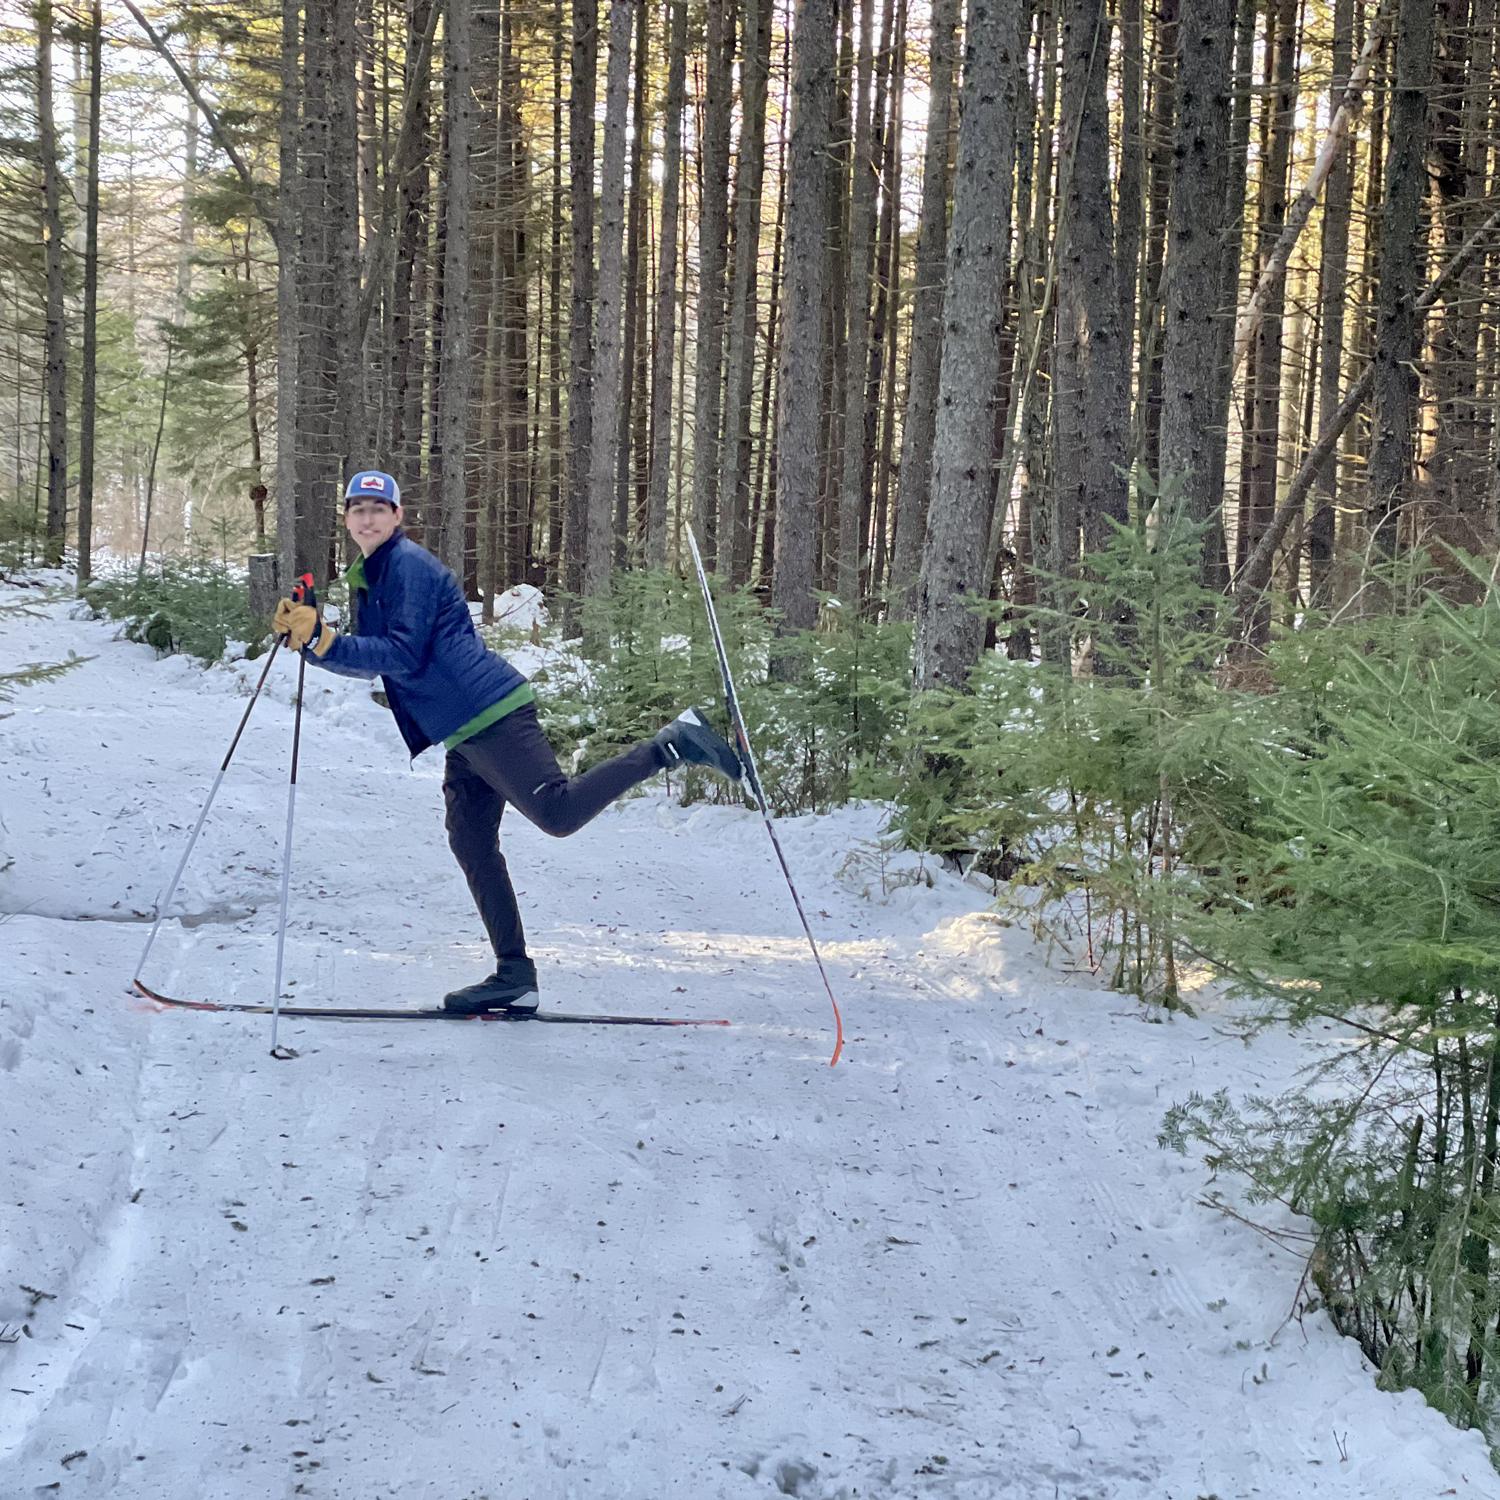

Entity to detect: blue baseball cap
[344,470,401,508]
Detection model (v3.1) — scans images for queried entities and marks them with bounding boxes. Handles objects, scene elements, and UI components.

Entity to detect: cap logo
[359,475,386,491]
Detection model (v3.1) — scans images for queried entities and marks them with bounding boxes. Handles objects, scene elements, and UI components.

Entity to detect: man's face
[345,500,402,556]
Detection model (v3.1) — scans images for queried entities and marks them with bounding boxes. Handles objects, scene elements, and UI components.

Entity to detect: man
[273,470,742,1014]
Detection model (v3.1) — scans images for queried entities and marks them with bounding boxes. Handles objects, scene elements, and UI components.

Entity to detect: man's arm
[309,570,431,679]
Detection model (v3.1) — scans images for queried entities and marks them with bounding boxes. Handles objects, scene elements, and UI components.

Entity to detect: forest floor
[1,575,1495,1499]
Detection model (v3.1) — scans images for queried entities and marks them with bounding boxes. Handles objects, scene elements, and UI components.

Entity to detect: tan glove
[272,599,337,656]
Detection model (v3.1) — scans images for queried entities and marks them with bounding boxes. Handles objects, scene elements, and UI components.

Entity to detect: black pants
[442,704,663,962]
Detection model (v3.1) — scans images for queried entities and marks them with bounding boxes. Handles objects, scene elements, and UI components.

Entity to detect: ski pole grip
[291,572,318,612]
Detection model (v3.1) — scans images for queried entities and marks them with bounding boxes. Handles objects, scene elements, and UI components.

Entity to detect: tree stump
[248,553,281,622]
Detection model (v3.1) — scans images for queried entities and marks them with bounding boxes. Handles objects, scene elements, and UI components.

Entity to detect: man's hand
[272,599,337,656]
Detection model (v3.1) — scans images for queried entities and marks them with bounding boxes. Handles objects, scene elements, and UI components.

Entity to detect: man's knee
[527,800,582,838]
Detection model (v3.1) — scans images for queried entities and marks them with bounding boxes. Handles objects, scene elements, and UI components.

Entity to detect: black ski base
[133,980,729,1028]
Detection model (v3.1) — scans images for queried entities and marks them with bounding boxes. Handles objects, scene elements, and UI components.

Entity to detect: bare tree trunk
[866,0,906,601]
[175,38,199,311]
[771,0,838,671]
[276,0,301,584]
[474,0,503,607]
[1203,0,1256,590]
[889,0,959,615]
[501,13,529,591]
[37,0,68,567]
[1369,0,1434,555]
[752,59,790,583]
[1309,0,1356,605]
[563,0,597,632]
[1135,0,1178,480]
[1115,0,1144,409]
[835,0,878,604]
[1156,0,1234,563]
[1426,0,1490,560]
[818,2,854,593]
[1052,0,1128,573]
[329,0,367,470]
[434,0,475,573]
[1237,0,1298,649]
[1022,0,1061,661]
[76,0,101,587]
[720,0,774,586]
[547,0,567,578]
[614,0,649,567]
[386,0,435,513]
[294,0,339,577]
[584,0,633,616]
[914,0,1022,691]
[646,0,688,570]
[692,0,733,567]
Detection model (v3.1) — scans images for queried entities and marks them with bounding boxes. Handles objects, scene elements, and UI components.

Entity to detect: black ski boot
[654,707,743,781]
[442,956,540,1015]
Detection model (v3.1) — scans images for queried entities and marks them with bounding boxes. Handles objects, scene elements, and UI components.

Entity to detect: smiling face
[345,499,403,556]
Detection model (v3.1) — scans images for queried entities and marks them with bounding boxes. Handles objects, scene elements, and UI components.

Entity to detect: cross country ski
[133,980,730,1028]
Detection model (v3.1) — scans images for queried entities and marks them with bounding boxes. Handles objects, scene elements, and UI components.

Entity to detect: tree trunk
[547,0,568,578]
[720,0,774,586]
[1426,0,1489,560]
[276,0,301,584]
[471,0,502,603]
[37,0,68,567]
[866,0,906,601]
[76,0,102,587]
[1236,0,1298,649]
[1203,0,1256,589]
[434,0,475,573]
[585,0,633,614]
[1134,0,1177,479]
[914,0,1022,691]
[386,0,435,516]
[1156,0,1234,565]
[1115,0,1144,411]
[836,0,878,604]
[564,0,597,632]
[1309,0,1356,605]
[294,0,339,577]
[1052,0,1128,573]
[615,0,650,567]
[889,0,958,614]
[692,0,733,567]
[771,0,838,671]
[646,0,688,570]
[501,13,529,591]
[1369,0,1435,555]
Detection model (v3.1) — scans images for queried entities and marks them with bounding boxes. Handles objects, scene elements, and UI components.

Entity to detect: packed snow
[2,574,1495,1499]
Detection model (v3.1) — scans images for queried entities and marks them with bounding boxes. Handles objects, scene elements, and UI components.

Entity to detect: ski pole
[685,528,845,1066]
[134,635,283,987]
[269,572,314,1057]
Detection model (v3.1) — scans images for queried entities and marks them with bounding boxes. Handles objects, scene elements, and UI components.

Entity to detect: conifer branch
[1229,0,1390,379]
[1229,205,1500,650]
[119,0,280,254]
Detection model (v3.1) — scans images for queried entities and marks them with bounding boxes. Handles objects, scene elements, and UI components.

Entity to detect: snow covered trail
[2,585,1495,1500]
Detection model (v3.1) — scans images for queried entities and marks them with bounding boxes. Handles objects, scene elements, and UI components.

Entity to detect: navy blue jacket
[310,530,529,758]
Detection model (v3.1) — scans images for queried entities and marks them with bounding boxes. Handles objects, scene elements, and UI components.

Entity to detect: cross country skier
[272,470,743,1015]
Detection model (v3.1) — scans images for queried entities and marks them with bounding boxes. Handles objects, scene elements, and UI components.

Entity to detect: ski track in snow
[1,581,1496,1500]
